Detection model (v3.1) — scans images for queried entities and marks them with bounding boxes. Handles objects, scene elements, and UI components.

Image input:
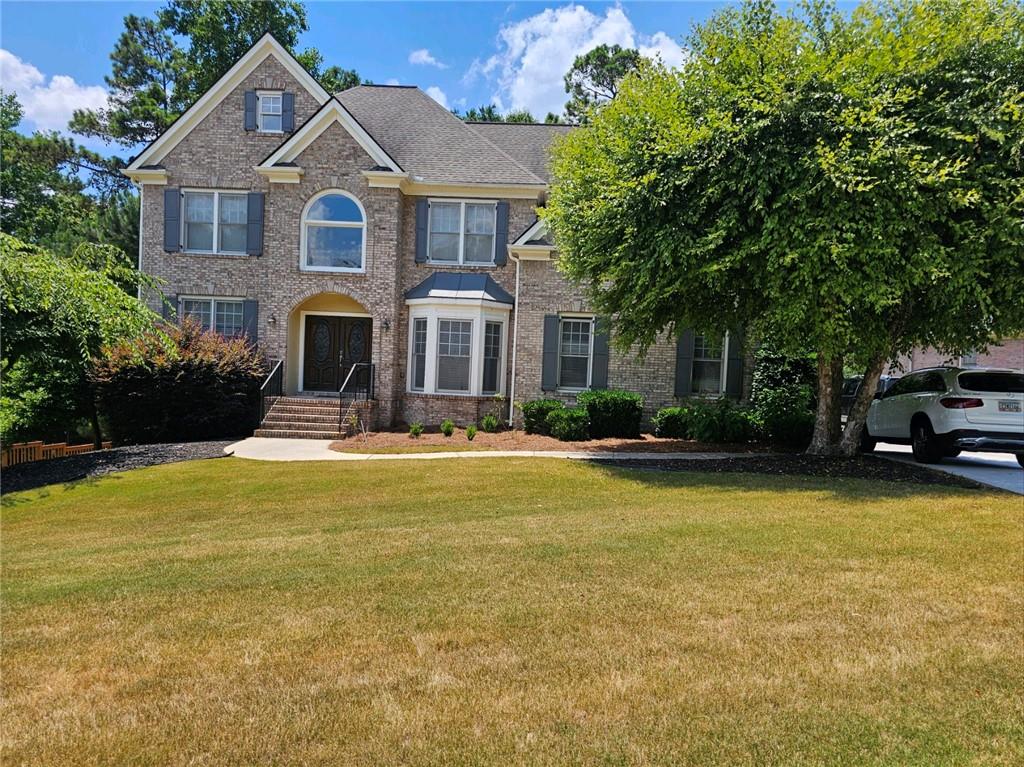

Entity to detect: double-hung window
[482,322,502,395]
[183,191,248,255]
[257,92,283,132]
[692,333,726,395]
[558,317,593,389]
[180,297,244,337]
[428,201,496,265]
[436,319,472,392]
[411,318,428,391]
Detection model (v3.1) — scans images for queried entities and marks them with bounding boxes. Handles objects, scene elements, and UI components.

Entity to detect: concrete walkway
[877,445,1024,495]
[225,437,735,462]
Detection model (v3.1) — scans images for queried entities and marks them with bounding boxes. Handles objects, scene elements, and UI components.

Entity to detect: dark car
[841,375,900,416]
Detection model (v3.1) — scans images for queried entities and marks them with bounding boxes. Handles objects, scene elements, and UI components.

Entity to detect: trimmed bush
[409,422,424,438]
[576,389,643,438]
[91,318,265,444]
[466,424,478,441]
[546,407,590,441]
[480,413,500,433]
[652,406,694,439]
[440,419,455,437]
[751,388,815,448]
[688,399,755,443]
[520,399,564,435]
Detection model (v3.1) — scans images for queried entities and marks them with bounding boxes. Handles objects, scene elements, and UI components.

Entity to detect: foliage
[651,406,693,439]
[546,0,1024,456]
[457,105,539,123]
[409,422,424,438]
[72,0,364,147]
[749,339,817,448]
[575,389,643,438]
[440,419,455,437]
[91,317,265,444]
[466,424,478,441]
[689,400,755,443]
[480,413,500,433]
[563,43,643,124]
[545,407,590,442]
[0,235,157,442]
[520,398,564,435]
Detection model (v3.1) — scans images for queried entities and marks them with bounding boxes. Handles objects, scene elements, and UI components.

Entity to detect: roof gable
[127,34,330,171]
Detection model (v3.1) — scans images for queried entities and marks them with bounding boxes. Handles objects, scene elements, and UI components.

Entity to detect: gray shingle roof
[336,86,548,186]
[465,123,573,182]
[405,272,515,305]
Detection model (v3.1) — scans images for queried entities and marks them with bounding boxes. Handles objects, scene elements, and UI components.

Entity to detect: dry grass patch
[2,458,1021,765]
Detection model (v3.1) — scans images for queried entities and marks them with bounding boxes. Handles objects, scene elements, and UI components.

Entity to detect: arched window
[301,190,366,272]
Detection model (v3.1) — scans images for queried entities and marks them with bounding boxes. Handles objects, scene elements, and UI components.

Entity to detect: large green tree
[0,235,157,444]
[545,0,1024,456]
[563,43,643,124]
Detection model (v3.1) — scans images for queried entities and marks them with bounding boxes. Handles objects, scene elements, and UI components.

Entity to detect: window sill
[424,261,497,269]
[300,266,366,275]
[406,390,501,399]
[178,250,250,259]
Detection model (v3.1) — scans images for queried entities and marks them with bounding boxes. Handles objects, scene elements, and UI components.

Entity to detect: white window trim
[406,305,509,397]
[435,317,474,394]
[691,331,731,397]
[409,317,429,393]
[299,189,368,274]
[556,314,595,393]
[180,189,249,256]
[257,90,283,134]
[178,295,245,336]
[426,198,497,267]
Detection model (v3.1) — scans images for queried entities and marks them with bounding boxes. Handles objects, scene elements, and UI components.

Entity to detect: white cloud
[425,85,449,109]
[0,48,109,133]
[409,48,448,69]
[385,77,402,86]
[473,4,684,117]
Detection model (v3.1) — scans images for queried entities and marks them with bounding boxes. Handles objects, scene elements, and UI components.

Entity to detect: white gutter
[508,253,521,426]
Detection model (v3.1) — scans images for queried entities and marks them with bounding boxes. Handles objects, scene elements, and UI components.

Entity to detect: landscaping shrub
[546,407,590,441]
[750,339,816,448]
[480,413,500,433]
[576,389,643,438]
[440,419,455,437]
[687,399,755,443]
[652,406,694,439]
[520,399,564,435]
[409,422,424,438]
[91,318,265,444]
[466,424,477,441]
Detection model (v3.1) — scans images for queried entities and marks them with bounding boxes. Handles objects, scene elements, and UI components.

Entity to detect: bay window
[437,319,472,392]
[482,322,502,395]
[406,309,508,396]
[411,318,427,391]
[427,200,496,265]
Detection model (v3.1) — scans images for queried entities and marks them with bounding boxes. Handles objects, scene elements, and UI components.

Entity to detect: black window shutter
[161,294,178,321]
[281,92,295,132]
[242,300,259,342]
[541,315,559,391]
[244,90,257,131]
[674,329,695,397]
[725,328,745,399]
[591,318,610,389]
[494,201,509,265]
[163,188,180,252]
[246,192,265,256]
[414,199,428,263]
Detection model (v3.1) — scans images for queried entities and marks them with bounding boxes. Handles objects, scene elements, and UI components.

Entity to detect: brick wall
[892,338,1024,373]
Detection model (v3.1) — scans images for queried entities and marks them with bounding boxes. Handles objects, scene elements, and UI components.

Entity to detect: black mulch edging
[591,453,986,490]
[2,441,235,495]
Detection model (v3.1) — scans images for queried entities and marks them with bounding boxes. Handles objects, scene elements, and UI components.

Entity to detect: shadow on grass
[1,473,123,506]
[580,454,990,501]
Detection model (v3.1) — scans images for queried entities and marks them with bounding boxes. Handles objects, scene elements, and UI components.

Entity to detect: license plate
[998,400,1021,413]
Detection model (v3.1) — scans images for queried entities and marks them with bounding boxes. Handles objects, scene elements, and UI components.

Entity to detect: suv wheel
[859,427,876,454]
[911,418,944,464]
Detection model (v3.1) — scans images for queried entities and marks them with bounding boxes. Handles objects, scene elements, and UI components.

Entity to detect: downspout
[508,252,521,426]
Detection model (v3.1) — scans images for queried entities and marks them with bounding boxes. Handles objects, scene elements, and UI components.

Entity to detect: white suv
[863,367,1024,465]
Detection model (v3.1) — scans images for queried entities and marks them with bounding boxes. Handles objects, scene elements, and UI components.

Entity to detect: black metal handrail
[259,359,284,424]
[338,362,375,433]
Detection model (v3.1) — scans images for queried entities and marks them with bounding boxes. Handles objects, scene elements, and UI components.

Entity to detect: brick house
[126,34,748,436]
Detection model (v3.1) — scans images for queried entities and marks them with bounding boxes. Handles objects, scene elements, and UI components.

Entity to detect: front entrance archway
[286,292,371,394]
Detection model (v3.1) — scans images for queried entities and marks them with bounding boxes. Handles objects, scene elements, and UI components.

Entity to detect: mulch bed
[2,441,235,495]
[594,453,986,489]
[331,429,770,454]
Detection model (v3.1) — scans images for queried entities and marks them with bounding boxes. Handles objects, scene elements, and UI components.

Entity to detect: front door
[302,315,372,393]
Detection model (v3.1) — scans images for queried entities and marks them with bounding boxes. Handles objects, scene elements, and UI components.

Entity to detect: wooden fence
[1,441,112,469]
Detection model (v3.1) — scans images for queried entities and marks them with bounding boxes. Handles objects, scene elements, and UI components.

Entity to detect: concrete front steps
[254,396,379,439]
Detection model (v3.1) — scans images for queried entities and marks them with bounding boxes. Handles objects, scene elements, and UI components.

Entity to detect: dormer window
[258,92,283,133]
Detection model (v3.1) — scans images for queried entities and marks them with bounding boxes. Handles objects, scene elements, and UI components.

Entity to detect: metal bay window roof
[405,272,514,306]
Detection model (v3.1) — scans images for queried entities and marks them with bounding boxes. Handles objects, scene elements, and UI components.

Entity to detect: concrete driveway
[878,444,1024,495]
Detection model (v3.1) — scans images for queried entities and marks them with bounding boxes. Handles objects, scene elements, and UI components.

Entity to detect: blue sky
[0,1,733,157]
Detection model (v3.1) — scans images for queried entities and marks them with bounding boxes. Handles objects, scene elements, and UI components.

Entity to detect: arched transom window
[301,191,366,272]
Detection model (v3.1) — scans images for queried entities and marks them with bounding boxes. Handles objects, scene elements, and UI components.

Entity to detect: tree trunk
[836,356,886,457]
[806,355,844,455]
[88,387,103,450]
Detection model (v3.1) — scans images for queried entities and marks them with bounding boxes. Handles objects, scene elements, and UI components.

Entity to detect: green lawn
[2,458,1021,766]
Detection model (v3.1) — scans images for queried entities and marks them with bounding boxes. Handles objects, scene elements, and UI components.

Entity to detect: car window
[884,375,918,397]
[958,371,1024,393]
[842,378,861,397]
[920,372,947,392]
